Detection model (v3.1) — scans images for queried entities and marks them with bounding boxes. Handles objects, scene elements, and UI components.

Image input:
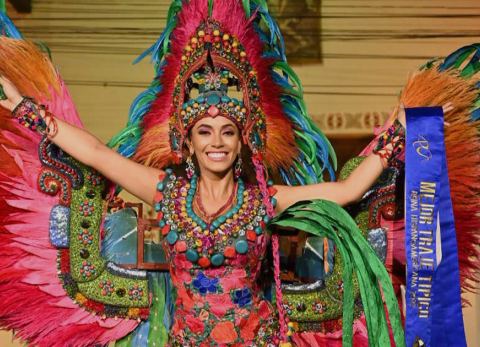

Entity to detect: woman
[0,0,464,346]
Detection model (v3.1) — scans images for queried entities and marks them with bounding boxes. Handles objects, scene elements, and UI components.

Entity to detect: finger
[444,121,451,127]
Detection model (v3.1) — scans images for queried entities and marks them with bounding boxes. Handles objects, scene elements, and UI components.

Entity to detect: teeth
[207,152,227,158]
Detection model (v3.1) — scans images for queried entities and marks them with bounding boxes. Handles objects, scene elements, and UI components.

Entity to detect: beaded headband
[169,19,266,162]
[180,66,248,131]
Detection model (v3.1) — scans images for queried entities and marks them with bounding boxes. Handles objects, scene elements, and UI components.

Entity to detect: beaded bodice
[154,170,279,346]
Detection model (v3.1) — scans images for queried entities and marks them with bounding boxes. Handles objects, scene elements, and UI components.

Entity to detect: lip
[206,151,229,162]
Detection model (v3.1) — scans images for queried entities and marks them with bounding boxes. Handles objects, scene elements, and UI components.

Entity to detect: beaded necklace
[155,170,270,268]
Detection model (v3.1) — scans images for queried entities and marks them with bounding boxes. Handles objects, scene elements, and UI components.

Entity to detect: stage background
[1,0,479,345]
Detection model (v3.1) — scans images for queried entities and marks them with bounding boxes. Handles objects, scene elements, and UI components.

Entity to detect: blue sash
[405,107,466,347]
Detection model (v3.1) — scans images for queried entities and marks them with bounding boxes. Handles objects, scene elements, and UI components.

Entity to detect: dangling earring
[186,155,196,179]
[234,157,243,179]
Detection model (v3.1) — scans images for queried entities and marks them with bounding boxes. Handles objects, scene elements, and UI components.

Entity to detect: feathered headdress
[109,0,336,185]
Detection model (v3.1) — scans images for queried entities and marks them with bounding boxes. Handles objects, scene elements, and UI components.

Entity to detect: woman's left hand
[397,102,454,127]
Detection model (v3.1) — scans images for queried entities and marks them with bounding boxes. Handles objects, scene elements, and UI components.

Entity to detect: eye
[223,130,235,136]
[198,129,211,135]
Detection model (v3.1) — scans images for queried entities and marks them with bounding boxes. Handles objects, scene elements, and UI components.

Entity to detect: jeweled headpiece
[169,18,268,162]
[111,0,336,185]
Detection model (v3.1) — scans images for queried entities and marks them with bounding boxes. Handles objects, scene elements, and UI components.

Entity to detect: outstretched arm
[274,103,453,213]
[0,76,161,205]
[274,152,384,211]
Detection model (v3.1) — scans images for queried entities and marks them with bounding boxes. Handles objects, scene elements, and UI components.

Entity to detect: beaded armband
[11,97,48,133]
[373,119,405,168]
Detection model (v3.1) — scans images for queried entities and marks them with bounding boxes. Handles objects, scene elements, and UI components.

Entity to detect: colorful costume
[156,173,279,346]
[0,1,479,347]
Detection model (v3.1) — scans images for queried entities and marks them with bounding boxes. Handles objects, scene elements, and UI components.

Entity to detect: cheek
[190,135,208,152]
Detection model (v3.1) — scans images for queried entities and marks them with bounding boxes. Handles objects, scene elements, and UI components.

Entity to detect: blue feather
[0,12,22,38]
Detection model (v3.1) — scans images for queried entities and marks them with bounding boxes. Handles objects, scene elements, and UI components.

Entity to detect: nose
[212,131,224,147]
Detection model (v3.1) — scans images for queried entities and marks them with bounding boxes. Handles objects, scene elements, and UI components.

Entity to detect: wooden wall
[1,0,479,345]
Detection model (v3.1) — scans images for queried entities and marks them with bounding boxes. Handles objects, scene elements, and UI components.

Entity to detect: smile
[207,152,228,160]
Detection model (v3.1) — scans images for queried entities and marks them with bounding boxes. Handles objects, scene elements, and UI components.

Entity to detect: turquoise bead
[166,230,178,245]
[186,249,199,262]
[206,94,221,105]
[263,215,270,223]
[211,253,225,266]
[157,182,164,191]
[158,220,166,227]
[271,197,277,207]
[255,227,262,235]
[154,203,162,212]
[166,168,173,174]
[197,96,205,103]
[221,95,230,103]
[235,239,248,254]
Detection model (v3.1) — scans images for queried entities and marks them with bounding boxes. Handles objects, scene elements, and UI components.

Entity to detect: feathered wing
[274,44,480,347]
[359,45,480,297]
[0,14,143,347]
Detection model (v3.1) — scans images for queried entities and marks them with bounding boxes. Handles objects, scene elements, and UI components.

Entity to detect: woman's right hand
[0,76,24,112]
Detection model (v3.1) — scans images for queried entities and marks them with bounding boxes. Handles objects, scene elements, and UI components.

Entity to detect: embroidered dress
[154,170,279,346]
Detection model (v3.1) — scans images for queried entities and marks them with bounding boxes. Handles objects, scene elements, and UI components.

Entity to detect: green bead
[206,94,221,105]
[235,239,248,254]
[186,249,199,262]
[157,182,164,191]
[221,95,230,103]
[211,253,225,266]
[166,230,178,245]
[271,197,277,207]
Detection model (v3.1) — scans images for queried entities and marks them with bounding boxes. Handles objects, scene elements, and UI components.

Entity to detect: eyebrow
[196,124,236,130]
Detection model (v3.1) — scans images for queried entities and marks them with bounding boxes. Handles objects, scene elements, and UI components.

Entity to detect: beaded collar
[154,169,270,268]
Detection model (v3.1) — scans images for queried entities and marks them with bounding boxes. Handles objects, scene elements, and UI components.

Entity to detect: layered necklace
[155,171,269,268]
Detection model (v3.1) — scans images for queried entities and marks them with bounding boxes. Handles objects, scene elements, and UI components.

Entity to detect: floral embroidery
[192,272,219,295]
[128,284,144,301]
[78,200,95,217]
[233,287,252,307]
[98,280,115,296]
[312,301,327,314]
[77,228,93,246]
[79,260,96,279]
[158,173,279,346]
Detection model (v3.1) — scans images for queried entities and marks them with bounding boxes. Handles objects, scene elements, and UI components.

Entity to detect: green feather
[270,200,406,347]
[208,0,214,17]
[242,0,250,18]
[273,61,304,95]
[147,274,169,346]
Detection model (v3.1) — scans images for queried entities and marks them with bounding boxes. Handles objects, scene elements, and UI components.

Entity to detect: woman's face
[188,116,242,177]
